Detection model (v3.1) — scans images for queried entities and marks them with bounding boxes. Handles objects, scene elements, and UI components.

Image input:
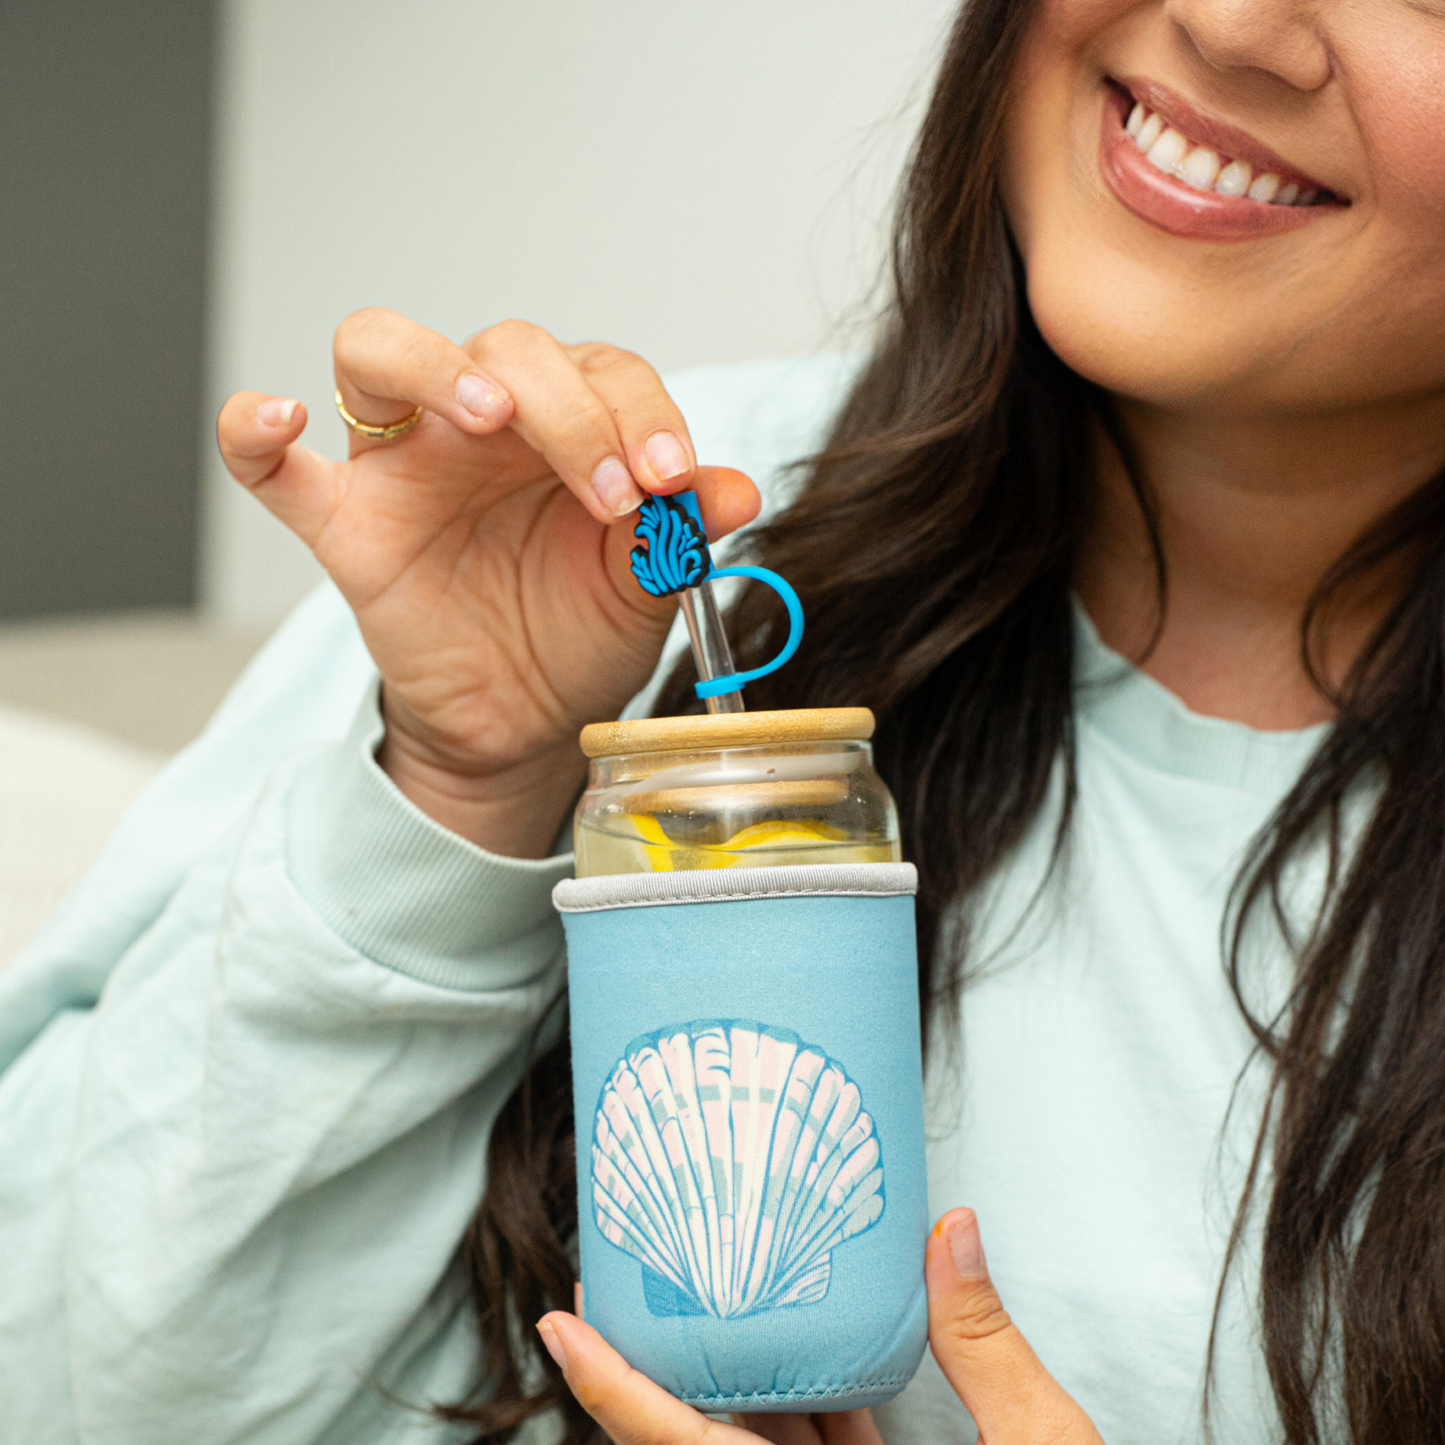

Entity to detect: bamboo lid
[579,707,875,759]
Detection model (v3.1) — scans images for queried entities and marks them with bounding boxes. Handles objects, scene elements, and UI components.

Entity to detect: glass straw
[679,580,745,714]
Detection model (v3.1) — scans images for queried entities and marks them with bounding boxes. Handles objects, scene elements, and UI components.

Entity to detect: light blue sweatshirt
[0,356,1323,1444]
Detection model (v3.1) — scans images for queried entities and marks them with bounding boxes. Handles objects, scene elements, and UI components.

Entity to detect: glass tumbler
[554,708,928,1413]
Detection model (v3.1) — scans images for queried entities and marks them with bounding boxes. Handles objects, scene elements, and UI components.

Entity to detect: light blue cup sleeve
[556,863,928,1413]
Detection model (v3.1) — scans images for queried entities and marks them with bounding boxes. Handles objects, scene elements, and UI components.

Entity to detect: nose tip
[1163,0,1332,95]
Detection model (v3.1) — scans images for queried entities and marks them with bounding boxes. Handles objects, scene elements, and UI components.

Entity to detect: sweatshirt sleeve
[1,689,573,1445]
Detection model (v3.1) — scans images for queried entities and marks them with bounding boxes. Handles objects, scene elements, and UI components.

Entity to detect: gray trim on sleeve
[552,862,917,913]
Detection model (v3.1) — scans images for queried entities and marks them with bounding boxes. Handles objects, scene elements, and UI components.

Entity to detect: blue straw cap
[628,490,804,701]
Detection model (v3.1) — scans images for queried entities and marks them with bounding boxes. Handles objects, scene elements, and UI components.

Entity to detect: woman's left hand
[537,1208,1105,1445]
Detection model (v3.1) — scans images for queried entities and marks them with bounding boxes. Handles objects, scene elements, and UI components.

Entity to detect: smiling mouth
[1108,78,1342,209]
[1097,77,1346,241]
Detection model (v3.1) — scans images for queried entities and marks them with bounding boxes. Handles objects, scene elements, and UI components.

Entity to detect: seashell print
[591,1019,885,1318]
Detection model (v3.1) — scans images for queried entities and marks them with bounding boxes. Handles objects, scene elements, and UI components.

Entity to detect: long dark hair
[440,5,1445,1442]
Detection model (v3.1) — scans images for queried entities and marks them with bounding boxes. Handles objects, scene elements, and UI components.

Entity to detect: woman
[3,0,1443,1440]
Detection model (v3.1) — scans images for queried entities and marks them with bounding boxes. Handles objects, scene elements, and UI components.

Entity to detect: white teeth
[1135,112,1164,151]
[1214,159,1253,197]
[1145,127,1189,173]
[1121,102,1316,208]
[1180,146,1222,191]
[1247,172,1281,203]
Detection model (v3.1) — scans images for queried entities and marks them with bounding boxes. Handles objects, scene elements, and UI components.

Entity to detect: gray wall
[0,1,213,620]
[202,0,954,624]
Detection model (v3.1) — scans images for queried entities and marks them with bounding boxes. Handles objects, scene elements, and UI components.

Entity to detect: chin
[1021,240,1285,411]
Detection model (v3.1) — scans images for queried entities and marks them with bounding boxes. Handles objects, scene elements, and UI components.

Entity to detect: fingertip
[693,466,761,539]
[257,395,304,430]
[537,1308,585,1347]
[933,1206,976,1237]
[735,469,763,524]
[535,1315,569,1374]
[216,389,260,437]
[641,429,695,490]
[454,370,514,431]
[591,456,646,521]
[926,1208,987,1290]
[947,1208,986,1280]
[217,391,309,485]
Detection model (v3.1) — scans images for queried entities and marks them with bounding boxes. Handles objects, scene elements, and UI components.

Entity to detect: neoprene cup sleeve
[554,862,929,1412]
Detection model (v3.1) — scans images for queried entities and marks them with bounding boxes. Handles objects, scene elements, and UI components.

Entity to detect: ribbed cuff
[287,685,575,990]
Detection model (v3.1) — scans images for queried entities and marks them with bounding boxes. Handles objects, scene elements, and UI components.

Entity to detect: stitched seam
[678,1373,915,1406]
[556,886,913,913]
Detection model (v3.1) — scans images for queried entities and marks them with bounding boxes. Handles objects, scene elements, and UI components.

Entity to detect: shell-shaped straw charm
[592,1019,885,1318]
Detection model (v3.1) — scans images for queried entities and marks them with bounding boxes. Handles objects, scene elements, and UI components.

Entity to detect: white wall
[201,0,957,624]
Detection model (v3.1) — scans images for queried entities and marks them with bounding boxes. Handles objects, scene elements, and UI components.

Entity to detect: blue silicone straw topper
[628,490,803,713]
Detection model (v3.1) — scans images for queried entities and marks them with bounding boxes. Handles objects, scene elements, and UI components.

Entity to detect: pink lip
[1098,85,1342,242]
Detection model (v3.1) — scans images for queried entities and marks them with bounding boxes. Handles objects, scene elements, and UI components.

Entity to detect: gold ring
[334,389,424,441]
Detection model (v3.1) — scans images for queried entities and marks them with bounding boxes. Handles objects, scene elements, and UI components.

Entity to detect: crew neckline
[1072,600,1330,794]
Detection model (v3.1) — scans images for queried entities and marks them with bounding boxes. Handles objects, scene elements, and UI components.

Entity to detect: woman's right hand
[540,1209,1105,1445]
[217,308,760,856]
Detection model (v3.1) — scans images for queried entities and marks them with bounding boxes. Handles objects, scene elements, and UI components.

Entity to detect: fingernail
[536,1319,567,1373]
[456,371,511,424]
[948,1209,987,1279]
[644,430,691,482]
[592,456,644,518]
[257,398,298,427]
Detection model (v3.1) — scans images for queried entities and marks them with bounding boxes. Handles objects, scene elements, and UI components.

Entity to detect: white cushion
[0,706,162,967]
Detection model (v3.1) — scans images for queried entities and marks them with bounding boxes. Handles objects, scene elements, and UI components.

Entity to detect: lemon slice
[718,819,847,852]
[624,812,682,871]
[622,814,848,871]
